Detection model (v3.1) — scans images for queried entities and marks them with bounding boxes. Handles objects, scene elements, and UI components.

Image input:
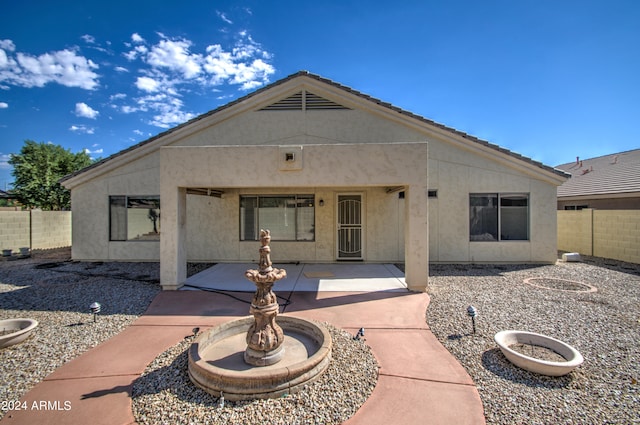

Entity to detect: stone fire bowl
[0,319,38,349]
[494,330,584,376]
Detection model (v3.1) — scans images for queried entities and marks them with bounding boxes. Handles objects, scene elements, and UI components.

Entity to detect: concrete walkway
[1,290,485,425]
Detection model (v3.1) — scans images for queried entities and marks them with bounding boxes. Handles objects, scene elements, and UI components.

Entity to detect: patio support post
[160,185,187,290]
[404,183,429,292]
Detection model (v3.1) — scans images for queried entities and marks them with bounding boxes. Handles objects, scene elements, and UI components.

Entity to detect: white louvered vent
[260,91,349,111]
[305,92,350,110]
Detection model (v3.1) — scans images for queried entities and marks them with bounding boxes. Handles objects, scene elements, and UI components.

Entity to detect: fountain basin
[494,330,583,376]
[0,319,38,349]
[188,316,332,401]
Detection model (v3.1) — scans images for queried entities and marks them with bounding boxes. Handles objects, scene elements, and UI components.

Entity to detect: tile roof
[61,71,568,183]
[556,148,640,197]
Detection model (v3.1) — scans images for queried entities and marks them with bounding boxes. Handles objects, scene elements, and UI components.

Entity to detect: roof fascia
[558,192,640,201]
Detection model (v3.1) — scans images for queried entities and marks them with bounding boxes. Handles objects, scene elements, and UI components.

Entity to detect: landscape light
[466,305,477,335]
[90,302,101,322]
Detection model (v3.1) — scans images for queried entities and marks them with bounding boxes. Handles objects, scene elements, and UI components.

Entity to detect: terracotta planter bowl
[0,319,38,349]
[494,330,583,376]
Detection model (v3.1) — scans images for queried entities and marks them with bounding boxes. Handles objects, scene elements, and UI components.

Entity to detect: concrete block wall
[30,210,72,250]
[593,210,640,263]
[0,211,30,252]
[558,209,640,264]
[0,210,71,253]
[557,209,593,256]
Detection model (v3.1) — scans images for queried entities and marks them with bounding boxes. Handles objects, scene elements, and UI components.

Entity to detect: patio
[183,263,408,292]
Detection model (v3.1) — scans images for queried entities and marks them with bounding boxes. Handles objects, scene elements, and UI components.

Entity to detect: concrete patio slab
[344,375,485,425]
[183,263,407,292]
[46,325,194,380]
[362,329,475,385]
[1,375,136,425]
[284,291,430,329]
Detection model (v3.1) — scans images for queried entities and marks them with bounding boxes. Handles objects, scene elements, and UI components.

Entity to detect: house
[556,149,640,210]
[60,71,568,291]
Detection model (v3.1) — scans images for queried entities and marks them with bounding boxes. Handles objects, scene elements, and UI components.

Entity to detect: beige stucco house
[61,71,568,291]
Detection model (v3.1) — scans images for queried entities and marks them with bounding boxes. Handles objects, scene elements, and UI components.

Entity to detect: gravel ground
[2,248,639,424]
[0,249,160,420]
[427,255,640,425]
[132,324,378,425]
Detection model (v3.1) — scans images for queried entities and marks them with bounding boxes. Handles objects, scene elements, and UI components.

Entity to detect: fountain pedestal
[243,229,287,366]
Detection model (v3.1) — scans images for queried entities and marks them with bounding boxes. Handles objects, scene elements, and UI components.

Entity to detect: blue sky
[1,0,639,189]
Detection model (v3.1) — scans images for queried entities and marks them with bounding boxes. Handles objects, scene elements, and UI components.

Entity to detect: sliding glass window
[240,195,315,241]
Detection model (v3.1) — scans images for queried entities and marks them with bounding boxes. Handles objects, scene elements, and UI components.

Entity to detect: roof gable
[61,71,568,188]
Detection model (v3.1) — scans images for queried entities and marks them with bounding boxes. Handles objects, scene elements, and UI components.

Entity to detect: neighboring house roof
[60,70,569,186]
[0,189,14,199]
[556,148,640,198]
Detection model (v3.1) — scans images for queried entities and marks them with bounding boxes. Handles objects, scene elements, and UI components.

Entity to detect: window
[240,195,315,241]
[469,194,529,241]
[109,196,160,241]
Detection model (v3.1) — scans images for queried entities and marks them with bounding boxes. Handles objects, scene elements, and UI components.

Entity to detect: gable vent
[260,90,350,111]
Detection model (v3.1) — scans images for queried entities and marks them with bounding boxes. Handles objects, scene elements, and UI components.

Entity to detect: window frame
[239,194,315,242]
[109,195,161,242]
[469,193,529,242]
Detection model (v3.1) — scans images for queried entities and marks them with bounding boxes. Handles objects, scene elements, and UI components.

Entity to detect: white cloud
[75,102,99,119]
[217,11,233,24]
[81,34,96,44]
[84,147,103,154]
[120,31,275,127]
[0,41,99,90]
[0,40,15,52]
[147,37,202,79]
[69,125,95,134]
[133,129,144,136]
[131,33,145,44]
[135,76,161,92]
[114,66,129,72]
[0,102,7,108]
[110,93,127,100]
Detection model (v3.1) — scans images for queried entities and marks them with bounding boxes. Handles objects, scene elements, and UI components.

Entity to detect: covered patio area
[182,263,407,292]
[159,142,429,292]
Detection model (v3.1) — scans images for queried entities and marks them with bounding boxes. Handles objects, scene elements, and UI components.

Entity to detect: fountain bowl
[0,318,38,349]
[495,330,583,376]
[188,316,332,401]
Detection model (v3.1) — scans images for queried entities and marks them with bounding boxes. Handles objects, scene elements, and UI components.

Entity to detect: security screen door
[337,194,362,259]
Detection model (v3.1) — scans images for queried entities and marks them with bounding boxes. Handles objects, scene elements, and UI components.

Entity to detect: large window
[240,195,315,241]
[470,193,529,241]
[109,196,160,241]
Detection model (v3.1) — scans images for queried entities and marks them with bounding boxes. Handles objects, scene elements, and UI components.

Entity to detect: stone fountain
[244,229,287,366]
[188,229,332,400]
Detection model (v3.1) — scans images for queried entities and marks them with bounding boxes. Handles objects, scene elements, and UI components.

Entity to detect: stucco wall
[70,152,161,261]
[185,187,405,263]
[67,83,561,265]
[427,142,559,263]
[159,142,428,290]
